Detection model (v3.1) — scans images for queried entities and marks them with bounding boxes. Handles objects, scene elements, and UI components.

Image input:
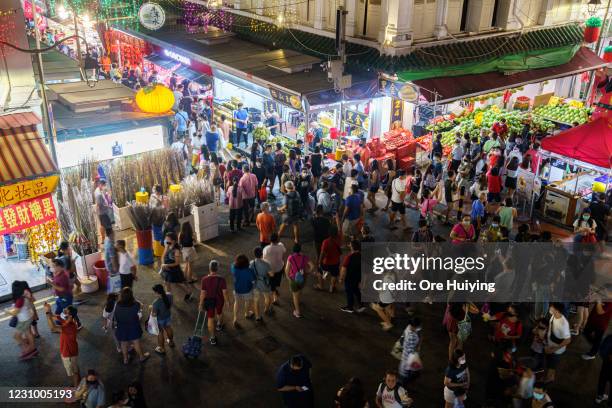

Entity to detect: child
[115,240,137,289]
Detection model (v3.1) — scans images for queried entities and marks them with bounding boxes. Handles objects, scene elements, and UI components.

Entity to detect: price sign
[0,194,57,235]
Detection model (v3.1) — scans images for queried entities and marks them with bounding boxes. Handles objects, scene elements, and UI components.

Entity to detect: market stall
[538,116,612,226]
[0,112,60,300]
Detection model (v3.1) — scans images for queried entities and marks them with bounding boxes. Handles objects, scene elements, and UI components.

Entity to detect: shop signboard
[344,109,370,130]
[269,87,303,111]
[0,176,59,208]
[163,49,191,66]
[391,98,404,124]
[0,194,56,236]
[379,79,419,102]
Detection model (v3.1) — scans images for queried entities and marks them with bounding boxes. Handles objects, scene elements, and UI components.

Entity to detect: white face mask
[458,357,466,365]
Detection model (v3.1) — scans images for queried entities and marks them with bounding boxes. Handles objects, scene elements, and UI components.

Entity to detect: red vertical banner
[0,194,56,235]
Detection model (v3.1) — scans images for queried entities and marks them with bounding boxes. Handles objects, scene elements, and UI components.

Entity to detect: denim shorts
[157,316,172,328]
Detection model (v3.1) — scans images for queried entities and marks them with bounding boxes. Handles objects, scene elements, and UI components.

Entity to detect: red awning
[414,47,607,104]
[0,112,58,186]
[540,117,612,169]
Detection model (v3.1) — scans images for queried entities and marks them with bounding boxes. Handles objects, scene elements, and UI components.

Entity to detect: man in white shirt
[342,155,352,177]
[262,233,286,305]
[451,138,464,172]
[388,170,409,231]
[545,303,571,383]
[343,169,359,200]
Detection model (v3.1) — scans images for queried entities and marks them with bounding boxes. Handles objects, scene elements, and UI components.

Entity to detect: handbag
[146,312,159,336]
[406,352,423,371]
[391,335,404,360]
[9,316,18,328]
[457,312,472,343]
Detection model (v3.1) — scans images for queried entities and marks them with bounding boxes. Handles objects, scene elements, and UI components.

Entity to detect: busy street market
[0,0,611,407]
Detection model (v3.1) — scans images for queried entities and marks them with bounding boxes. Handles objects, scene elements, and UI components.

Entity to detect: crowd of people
[7,40,612,404]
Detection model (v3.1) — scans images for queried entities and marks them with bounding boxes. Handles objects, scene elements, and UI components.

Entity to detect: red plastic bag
[259,186,268,202]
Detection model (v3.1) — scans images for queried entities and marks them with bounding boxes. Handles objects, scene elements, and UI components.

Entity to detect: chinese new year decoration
[584,17,602,43]
[135,84,175,114]
[0,194,57,236]
[604,46,612,63]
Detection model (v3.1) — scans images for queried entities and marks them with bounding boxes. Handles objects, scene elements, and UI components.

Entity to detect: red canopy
[540,117,612,169]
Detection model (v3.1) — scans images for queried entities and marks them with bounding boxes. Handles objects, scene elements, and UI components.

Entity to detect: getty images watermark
[361,242,611,303]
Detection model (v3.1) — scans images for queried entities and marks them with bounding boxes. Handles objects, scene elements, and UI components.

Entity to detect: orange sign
[0,175,59,207]
[0,194,57,235]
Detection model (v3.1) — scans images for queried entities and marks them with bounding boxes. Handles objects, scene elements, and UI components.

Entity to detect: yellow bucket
[135,191,149,204]
[153,240,164,257]
[169,184,182,193]
[335,148,346,161]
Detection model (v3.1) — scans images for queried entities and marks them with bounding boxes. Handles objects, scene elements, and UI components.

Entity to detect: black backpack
[287,192,303,217]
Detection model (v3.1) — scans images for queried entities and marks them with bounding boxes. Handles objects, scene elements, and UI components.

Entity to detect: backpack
[287,192,303,217]
[377,383,405,406]
[290,255,306,285]
[275,151,286,168]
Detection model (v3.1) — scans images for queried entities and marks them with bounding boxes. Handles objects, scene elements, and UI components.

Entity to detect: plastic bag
[406,352,423,371]
[146,313,159,336]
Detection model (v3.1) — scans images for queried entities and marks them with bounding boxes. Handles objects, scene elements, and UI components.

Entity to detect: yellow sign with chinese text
[0,175,59,208]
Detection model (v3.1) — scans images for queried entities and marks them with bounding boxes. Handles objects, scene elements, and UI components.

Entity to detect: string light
[0,8,18,17]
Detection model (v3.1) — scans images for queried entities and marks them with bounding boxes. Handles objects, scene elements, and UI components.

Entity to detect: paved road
[0,204,605,407]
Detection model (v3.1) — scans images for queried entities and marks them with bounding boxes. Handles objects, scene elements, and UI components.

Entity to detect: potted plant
[125,202,155,266]
[584,17,603,43]
[183,175,217,242]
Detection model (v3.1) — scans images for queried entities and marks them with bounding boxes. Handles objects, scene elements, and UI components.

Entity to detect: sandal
[154,347,166,354]
[139,352,151,363]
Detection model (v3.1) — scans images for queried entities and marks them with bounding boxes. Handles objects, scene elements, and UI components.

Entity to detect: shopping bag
[406,352,423,371]
[107,274,122,294]
[259,186,268,202]
[146,313,159,336]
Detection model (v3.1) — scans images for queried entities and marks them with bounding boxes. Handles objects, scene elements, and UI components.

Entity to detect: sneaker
[570,329,579,336]
[292,310,303,319]
[216,322,223,332]
[340,307,354,313]
[355,306,366,313]
[582,353,597,360]
[595,395,608,404]
[209,337,217,346]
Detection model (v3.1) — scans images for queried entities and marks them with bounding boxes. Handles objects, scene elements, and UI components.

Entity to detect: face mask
[583,215,590,220]
[533,392,544,400]
[86,380,98,386]
[458,357,466,365]
[463,221,471,227]
[491,223,499,228]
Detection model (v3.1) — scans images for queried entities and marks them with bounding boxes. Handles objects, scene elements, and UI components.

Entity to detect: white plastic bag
[146,313,159,336]
[407,352,423,371]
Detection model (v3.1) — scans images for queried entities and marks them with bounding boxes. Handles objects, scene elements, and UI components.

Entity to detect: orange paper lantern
[135,84,175,114]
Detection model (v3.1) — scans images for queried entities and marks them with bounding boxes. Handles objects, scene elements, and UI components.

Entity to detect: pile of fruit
[383,128,413,150]
[430,106,554,147]
[533,104,590,125]
[253,125,271,142]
